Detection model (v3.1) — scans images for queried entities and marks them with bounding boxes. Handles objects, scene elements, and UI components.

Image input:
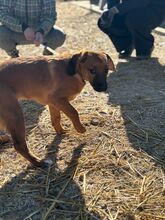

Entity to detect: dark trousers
[99,6,164,55]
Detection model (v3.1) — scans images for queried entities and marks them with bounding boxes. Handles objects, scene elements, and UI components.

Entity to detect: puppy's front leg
[53,98,86,133]
[48,105,66,135]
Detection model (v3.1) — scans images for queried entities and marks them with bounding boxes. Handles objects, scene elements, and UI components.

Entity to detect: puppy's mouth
[91,82,107,92]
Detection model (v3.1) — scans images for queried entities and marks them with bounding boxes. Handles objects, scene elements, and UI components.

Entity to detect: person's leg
[0,25,30,57]
[108,14,133,52]
[126,6,165,59]
[43,26,66,55]
[98,14,133,58]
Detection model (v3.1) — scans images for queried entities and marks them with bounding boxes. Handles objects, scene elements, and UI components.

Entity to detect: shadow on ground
[107,57,165,165]
[0,127,101,219]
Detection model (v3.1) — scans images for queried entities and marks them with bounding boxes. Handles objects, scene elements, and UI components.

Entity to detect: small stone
[90,118,99,126]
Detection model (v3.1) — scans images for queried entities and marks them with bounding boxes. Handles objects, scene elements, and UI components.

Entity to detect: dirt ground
[0,1,165,220]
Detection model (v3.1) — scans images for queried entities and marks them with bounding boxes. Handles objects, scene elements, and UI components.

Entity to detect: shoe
[118,47,133,59]
[136,46,154,60]
[9,49,19,58]
[43,47,54,56]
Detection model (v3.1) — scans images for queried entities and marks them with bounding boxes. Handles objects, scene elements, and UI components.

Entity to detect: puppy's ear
[105,53,116,71]
[67,54,80,75]
[67,51,88,75]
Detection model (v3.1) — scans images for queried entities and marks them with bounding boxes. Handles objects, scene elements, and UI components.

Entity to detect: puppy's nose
[100,85,107,91]
[96,83,107,92]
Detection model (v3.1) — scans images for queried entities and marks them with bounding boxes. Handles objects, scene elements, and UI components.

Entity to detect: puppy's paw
[34,158,53,168]
[56,128,68,135]
[0,134,11,143]
[76,126,86,133]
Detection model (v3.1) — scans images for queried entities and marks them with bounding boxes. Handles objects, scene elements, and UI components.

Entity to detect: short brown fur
[0,51,115,167]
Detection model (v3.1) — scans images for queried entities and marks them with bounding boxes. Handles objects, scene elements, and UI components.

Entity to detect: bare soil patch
[0,2,165,219]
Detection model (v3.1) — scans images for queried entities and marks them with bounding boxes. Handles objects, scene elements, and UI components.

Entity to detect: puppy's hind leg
[1,91,47,167]
[7,108,47,167]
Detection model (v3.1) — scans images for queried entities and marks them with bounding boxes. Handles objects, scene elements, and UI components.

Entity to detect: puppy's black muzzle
[91,75,107,92]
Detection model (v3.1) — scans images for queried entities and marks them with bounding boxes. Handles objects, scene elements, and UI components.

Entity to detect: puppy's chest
[68,84,84,101]
[68,94,79,101]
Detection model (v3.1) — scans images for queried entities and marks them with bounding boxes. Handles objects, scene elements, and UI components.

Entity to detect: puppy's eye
[89,69,96,75]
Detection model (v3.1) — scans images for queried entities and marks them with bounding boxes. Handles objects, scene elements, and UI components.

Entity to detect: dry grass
[0,1,165,219]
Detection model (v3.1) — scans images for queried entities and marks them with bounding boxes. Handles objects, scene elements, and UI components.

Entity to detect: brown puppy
[0,51,115,167]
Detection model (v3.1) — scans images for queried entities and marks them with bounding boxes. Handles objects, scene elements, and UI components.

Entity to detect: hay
[0,1,165,219]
